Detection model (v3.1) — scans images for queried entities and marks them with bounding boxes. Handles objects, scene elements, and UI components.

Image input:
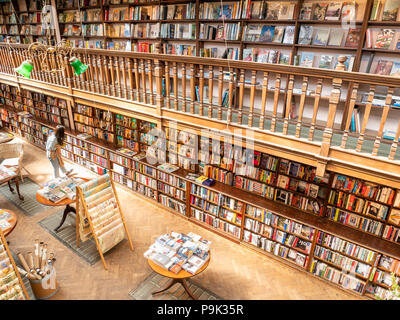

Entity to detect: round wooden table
[0,208,17,237]
[36,177,89,232]
[147,254,210,300]
[0,132,14,144]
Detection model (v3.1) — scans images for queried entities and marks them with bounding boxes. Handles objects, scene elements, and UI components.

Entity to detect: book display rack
[1,80,400,299]
[0,229,30,300]
[4,0,398,73]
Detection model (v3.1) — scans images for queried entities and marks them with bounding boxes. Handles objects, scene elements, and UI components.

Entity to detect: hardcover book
[319,55,333,69]
[325,2,342,20]
[256,49,269,63]
[278,3,295,19]
[344,28,361,47]
[389,209,400,225]
[272,26,285,43]
[266,2,281,19]
[260,25,275,42]
[299,3,312,20]
[382,0,400,21]
[375,29,395,49]
[312,3,329,20]
[267,50,280,64]
[298,25,313,45]
[279,53,290,65]
[312,28,330,46]
[375,60,394,75]
[328,29,344,46]
[300,52,315,67]
[283,26,295,44]
[390,61,400,76]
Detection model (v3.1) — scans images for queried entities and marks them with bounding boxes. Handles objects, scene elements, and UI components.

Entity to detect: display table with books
[0,131,14,144]
[144,232,211,300]
[0,165,23,201]
[36,176,89,232]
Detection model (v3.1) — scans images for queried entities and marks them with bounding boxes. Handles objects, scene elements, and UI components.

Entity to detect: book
[341,2,358,21]
[272,26,285,43]
[375,29,395,49]
[298,25,313,45]
[300,52,315,67]
[319,55,333,69]
[390,61,400,76]
[299,3,312,20]
[279,54,290,65]
[382,0,400,21]
[325,2,342,20]
[256,49,269,63]
[328,29,344,46]
[344,28,361,47]
[278,3,295,20]
[312,28,330,46]
[260,25,275,42]
[266,2,281,19]
[389,209,400,226]
[374,60,394,75]
[243,48,254,61]
[267,50,280,64]
[283,26,295,44]
[312,3,329,20]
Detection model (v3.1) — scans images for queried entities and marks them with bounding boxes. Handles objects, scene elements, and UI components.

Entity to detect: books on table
[38,176,86,203]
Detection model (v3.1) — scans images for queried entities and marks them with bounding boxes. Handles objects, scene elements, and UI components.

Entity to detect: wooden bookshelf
[2,83,400,299]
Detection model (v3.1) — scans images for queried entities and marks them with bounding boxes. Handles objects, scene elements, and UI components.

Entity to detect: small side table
[0,132,14,144]
[0,208,17,237]
[36,177,89,232]
[147,254,210,300]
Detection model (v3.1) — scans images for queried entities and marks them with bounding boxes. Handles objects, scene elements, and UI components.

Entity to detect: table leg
[152,278,197,300]
[14,179,24,201]
[7,181,14,193]
[54,204,76,232]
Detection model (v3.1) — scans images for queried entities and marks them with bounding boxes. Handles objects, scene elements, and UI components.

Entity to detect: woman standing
[46,125,72,178]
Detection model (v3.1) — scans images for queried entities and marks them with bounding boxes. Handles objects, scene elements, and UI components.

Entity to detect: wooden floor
[2,138,363,300]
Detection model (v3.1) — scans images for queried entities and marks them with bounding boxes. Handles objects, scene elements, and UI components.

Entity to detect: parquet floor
[2,139,363,300]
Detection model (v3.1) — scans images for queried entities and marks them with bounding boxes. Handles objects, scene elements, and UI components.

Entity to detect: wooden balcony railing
[1,43,400,168]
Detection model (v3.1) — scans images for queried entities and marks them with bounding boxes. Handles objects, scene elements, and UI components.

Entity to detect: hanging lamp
[14,60,33,78]
[69,56,88,76]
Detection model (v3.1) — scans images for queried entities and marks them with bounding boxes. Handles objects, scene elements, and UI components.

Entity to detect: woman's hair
[55,125,65,145]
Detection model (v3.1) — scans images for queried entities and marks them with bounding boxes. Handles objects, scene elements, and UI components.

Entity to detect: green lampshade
[70,57,88,76]
[14,60,33,78]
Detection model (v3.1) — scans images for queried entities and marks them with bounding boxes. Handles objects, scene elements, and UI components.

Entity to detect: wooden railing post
[259,72,269,130]
[389,120,400,160]
[295,76,308,138]
[154,44,164,116]
[248,70,256,127]
[270,74,281,132]
[317,57,345,176]
[308,79,323,141]
[283,74,294,135]
[356,85,375,152]
[208,66,214,118]
[341,82,359,148]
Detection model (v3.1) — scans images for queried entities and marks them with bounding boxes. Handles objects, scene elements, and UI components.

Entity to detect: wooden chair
[0,142,25,182]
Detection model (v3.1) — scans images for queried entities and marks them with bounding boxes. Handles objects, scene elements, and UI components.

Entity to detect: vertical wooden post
[140,59,147,103]
[227,70,234,124]
[199,65,204,116]
[372,88,394,156]
[109,55,116,96]
[356,85,375,152]
[295,76,309,138]
[181,63,187,112]
[127,57,134,100]
[98,55,106,95]
[134,58,140,101]
[247,70,257,127]
[115,56,121,98]
[217,67,223,120]
[154,49,164,119]
[190,64,195,114]
[283,74,294,135]
[148,59,154,105]
[208,66,214,118]
[341,83,359,148]
[389,120,400,160]
[173,62,178,110]
[308,79,323,141]
[259,72,269,130]
[270,74,281,132]
[165,61,171,109]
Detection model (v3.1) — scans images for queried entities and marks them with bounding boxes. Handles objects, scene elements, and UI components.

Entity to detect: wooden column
[127,57,134,100]
[190,64,195,114]
[181,63,187,112]
[270,74,281,132]
[283,74,294,135]
[372,88,394,156]
[295,76,308,138]
[341,83,359,148]
[173,62,178,110]
[114,56,121,98]
[227,70,234,124]
[134,58,140,101]
[259,72,269,130]
[208,66,214,118]
[308,79,323,141]
[165,61,171,109]
[217,67,223,120]
[198,65,204,116]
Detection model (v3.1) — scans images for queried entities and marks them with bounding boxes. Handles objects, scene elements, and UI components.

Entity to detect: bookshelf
[2,83,400,298]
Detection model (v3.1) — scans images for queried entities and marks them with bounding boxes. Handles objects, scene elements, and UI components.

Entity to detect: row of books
[298,25,360,48]
[243,25,294,43]
[199,23,240,41]
[242,1,296,20]
[160,23,196,40]
[19,13,42,24]
[332,174,396,205]
[199,2,242,20]
[299,2,358,21]
[370,0,400,21]
[163,44,195,56]
[158,194,186,215]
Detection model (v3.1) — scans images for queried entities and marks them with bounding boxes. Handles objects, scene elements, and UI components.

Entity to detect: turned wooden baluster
[75,53,84,90]
[0,48,4,73]
[227,70,234,124]
[259,72,269,130]
[341,83,359,148]
[86,54,94,92]
[92,54,100,93]
[123,57,129,99]
[283,74,295,135]
[98,56,106,95]
[109,55,116,96]
[103,56,111,96]
[248,70,257,127]
[64,56,73,89]
[181,63,187,112]
[295,76,309,138]
[53,52,62,85]
[134,58,140,101]
[389,118,400,160]
[198,65,204,116]
[356,85,376,152]
[173,62,178,110]
[115,56,121,98]
[164,61,171,108]
[308,79,323,141]
[208,66,214,118]
[81,53,89,91]
[190,64,195,114]
[30,53,39,81]
[127,57,134,100]
[140,59,147,103]
[57,54,67,86]
[217,67,223,120]
[372,87,394,156]
[270,74,281,132]
[237,69,245,124]
[148,60,154,105]
[154,55,163,113]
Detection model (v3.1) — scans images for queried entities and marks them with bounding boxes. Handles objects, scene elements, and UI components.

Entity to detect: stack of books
[37,176,86,203]
[144,232,211,274]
